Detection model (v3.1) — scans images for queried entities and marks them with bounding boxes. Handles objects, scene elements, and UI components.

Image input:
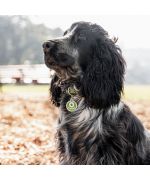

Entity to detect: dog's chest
[58,101,103,154]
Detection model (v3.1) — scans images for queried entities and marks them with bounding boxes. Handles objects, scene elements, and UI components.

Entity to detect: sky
[29,15,150,49]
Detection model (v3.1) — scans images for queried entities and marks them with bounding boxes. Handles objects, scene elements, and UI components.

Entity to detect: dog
[43,21,150,165]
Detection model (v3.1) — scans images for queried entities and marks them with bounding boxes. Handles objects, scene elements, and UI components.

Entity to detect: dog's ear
[50,74,62,107]
[81,39,125,109]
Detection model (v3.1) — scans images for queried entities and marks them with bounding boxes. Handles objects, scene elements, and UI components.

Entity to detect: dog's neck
[57,79,83,112]
[58,78,80,94]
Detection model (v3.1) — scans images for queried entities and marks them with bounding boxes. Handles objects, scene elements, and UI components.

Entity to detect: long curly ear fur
[81,38,125,109]
[50,74,62,107]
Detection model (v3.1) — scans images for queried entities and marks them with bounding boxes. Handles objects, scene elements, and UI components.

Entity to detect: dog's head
[43,21,125,109]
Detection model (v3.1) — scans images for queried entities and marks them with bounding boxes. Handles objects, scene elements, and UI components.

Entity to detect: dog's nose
[42,41,54,51]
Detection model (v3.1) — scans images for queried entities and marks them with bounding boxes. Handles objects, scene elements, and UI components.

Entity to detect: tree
[0,15,63,65]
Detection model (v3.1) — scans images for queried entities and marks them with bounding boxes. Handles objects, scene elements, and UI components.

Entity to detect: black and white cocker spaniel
[43,21,150,165]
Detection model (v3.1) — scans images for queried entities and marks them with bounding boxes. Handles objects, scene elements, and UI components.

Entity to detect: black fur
[43,21,150,165]
[50,75,61,107]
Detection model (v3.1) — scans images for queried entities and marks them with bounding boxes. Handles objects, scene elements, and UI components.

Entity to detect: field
[0,84,150,164]
[123,85,150,101]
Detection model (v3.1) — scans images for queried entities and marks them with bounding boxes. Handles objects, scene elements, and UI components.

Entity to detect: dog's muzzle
[42,40,57,68]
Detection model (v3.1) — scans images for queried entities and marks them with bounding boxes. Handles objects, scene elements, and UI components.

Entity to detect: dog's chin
[44,58,67,79]
[44,56,58,69]
[45,60,56,69]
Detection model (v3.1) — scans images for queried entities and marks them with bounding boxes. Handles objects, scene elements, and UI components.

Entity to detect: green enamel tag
[66,99,78,112]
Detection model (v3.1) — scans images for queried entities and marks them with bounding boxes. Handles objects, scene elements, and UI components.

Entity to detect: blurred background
[0,15,150,165]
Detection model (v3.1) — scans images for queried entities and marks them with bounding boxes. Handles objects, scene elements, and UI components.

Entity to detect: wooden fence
[0,64,53,84]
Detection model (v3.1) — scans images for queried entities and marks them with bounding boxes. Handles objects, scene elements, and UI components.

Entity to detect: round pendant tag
[66,100,78,112]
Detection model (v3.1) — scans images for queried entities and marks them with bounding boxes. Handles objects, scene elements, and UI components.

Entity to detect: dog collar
[66,86,79,112]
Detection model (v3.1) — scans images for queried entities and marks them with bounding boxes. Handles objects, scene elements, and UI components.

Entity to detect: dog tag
[66,99,78,112]
[67,86,78,96]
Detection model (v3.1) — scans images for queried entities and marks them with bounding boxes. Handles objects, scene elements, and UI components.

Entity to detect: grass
[123,85,150,101]
[1,84,150,101]
[1,84,49,93]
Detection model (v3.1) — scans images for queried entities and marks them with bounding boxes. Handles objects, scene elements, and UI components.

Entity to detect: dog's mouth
[44,53,58,69]
[44,55,80,81]
[44,53,68,80]
[45,58,55,68]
